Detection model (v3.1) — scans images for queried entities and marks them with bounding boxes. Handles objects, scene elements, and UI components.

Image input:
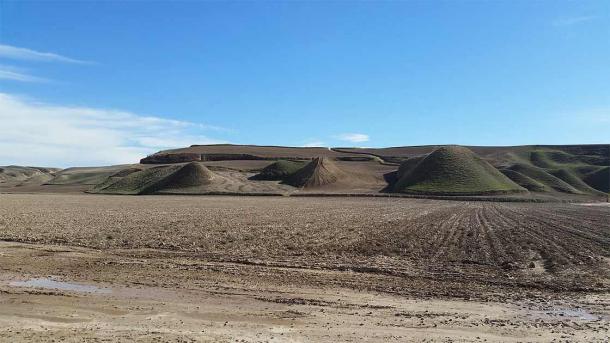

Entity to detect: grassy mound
[500,169,547,192]
[393,146,526,195]
[583,167,609,193]
[284,157,345,188]
[156,162,215,191]
[93,165,179,195]
[252,160,307,180]
[94,162,215,195]
[506,163,581,194]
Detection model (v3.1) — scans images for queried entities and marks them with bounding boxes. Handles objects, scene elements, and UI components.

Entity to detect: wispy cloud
[0,93,228,167]
[0,67,48,83]
[0,44,92,64]
[553,15,597,27]
[333,133,369,143]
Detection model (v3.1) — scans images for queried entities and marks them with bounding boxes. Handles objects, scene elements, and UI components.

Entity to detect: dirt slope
[284,157,346,188]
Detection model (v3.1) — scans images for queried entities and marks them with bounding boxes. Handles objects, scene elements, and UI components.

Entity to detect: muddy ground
[0,194,608,342]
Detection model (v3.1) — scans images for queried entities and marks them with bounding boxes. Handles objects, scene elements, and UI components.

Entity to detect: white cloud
[0,44,91,64]
[0,68,48,83]
[0,93,227,167]
[333,133,370,143]
[553,16,597,26]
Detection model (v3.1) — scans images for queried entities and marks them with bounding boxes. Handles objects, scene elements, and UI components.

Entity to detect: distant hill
[2,143,607,199]
[140,144,607,197]
[0,166,60,189]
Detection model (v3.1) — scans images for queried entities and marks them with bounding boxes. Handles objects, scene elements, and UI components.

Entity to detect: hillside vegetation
[393,146,526,195]
[2,144,606,199]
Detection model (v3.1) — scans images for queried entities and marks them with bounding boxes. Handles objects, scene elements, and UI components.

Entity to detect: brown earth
[141,144,366,164]
[0,194,608,341]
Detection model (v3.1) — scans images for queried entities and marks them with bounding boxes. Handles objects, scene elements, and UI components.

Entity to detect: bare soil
[0,194,608,342]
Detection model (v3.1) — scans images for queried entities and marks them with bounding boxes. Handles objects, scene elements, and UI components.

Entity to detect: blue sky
[0,1,608,166]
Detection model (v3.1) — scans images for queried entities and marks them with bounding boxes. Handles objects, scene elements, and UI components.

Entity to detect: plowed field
[0,194,608,341]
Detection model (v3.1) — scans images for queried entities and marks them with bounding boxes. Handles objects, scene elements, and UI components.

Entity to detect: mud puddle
[9,277,111,294]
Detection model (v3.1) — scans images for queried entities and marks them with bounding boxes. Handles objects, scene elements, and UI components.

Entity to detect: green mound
[93,162,215,195]
[252,160,307,180]
[284,157,345,188]
[549,169,605,195]
[500,169,547,192]
[583,167,609,193]
[506,164,581,194]
[156,162,215,190]
[393,146,526,195]
[93,165,180,195]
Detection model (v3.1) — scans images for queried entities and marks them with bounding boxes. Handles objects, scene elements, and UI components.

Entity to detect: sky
[0,1,608,167]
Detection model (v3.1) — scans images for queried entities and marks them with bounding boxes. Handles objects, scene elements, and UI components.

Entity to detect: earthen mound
[394,146,526,195]
[156,162,215,190]
[284,157,345,188]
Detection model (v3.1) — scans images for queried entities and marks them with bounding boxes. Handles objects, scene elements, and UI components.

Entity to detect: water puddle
[10,277,111,294]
